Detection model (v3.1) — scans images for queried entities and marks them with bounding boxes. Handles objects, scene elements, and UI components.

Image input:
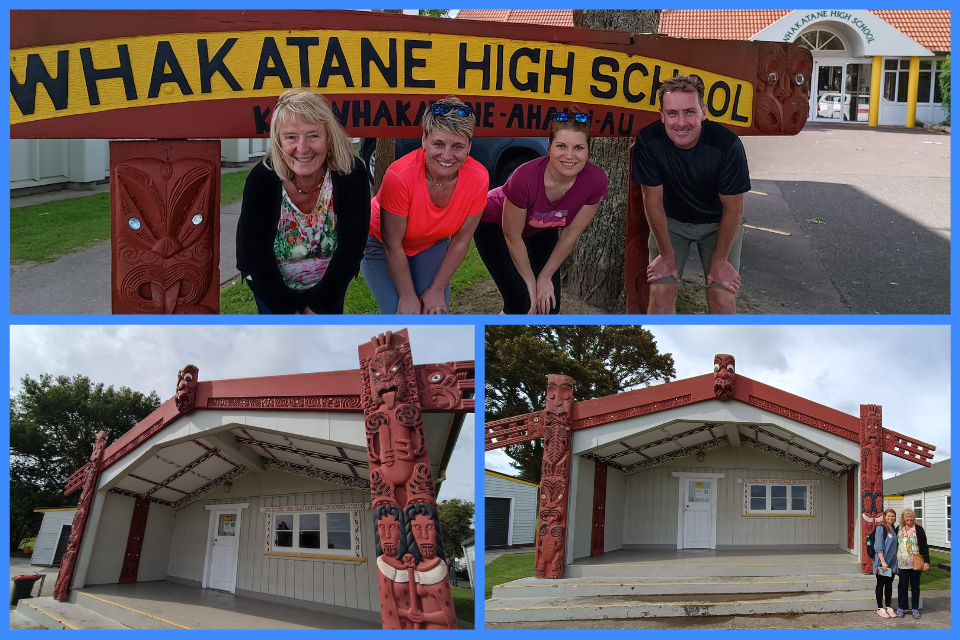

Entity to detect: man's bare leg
[648,283,680,314]
[705,287,736,314]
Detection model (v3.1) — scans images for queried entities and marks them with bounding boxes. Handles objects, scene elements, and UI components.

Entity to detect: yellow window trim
[263,551,365,562]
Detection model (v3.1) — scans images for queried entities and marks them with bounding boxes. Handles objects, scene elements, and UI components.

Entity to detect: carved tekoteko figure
[859,403,884,573]
[360,329,457,630]
[54,431,108,601]
[175,364,199,413]
[111,140,220,314]
[535,374,573,579]
[714,354,736,399]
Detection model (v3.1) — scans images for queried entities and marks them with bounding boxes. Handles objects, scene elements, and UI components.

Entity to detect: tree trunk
[373,10,404,192]
[567,10,660,312]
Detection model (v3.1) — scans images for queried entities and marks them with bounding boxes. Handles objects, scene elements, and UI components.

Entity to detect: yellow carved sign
[11,29,754,127]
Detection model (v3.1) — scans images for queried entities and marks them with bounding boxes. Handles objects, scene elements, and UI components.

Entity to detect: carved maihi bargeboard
[571,395,693,430]
[360,330,457,629]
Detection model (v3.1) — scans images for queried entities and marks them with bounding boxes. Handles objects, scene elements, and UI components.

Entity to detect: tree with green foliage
[485,325,675,482]
[10,374,160,552]
[438,498,475,559]
[939,56,950,124]
[419,10,449,18]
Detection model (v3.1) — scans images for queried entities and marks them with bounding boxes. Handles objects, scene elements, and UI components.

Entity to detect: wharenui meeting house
[24,330,474,630]
[485,355,937,622]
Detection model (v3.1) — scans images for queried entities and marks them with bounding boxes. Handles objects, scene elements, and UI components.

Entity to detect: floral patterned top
[897,525,919,569]
[274,171,337,290]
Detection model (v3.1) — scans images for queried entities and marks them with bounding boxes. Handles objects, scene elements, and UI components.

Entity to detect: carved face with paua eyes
[369,348,406,405]
[175,364,199,412]
[713,354,735,399]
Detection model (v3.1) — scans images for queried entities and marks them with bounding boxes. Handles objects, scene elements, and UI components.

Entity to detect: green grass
[221,241,491,315]
[450,585,475,624]
[11,170,251,267]
[485,552,535,600]
[920,550,951,590]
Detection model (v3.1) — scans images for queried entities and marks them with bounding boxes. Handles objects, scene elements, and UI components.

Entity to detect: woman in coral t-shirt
[361,96,489,314]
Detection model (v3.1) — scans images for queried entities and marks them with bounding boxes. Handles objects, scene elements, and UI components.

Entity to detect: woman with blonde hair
[872,508,898,618]
[895,508,930,618]
[361,96,489,314]
[237,88,370,313]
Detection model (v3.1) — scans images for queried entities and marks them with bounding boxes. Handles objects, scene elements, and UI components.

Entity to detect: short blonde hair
[421,95,475,141]
[899,508,916,527]
[266,88,355,179]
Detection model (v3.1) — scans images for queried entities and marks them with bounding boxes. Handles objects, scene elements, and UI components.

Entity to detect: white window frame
[913,498,924,523]
[738,478,819,517]
[882,57,945,105]
[261,503,365,559]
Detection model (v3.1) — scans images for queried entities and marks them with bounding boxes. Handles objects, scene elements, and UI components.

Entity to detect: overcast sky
[486,325,950,480]
[9,324,475,503]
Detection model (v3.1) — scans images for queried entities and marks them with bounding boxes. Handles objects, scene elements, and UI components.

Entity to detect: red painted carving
[859,404,883,573]
[882,428,936,467]
[713,354,736,399]
[571,395,693,431]
[360,330,457,630]
[175,364,199,413]
[535,374,573,580]
[110,140,220,314]
[747,396,858,441]
[590,461,607,557]
[754,42,813,135]
[98,417,165,473]
[415,363,464,410]
[484,412,545,451]
[207,395,363,409]
[624,144,649,314]
[847,468,855,550]
[118,496,151,584]
[55,431,108,601]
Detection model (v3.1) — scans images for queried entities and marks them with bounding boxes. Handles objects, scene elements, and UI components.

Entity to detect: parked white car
[817,93,870,121]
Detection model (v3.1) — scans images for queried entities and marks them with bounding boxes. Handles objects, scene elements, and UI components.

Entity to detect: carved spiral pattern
[395,404,422,427]
[366,412,390,433]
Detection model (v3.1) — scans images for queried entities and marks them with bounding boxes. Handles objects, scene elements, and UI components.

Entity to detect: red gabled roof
[458,9,950,53]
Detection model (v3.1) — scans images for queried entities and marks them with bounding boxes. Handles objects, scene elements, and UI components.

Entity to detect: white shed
[484,470,538,548]
[31,508,77,566]
[883,458,950,550]
[462,534,475,590]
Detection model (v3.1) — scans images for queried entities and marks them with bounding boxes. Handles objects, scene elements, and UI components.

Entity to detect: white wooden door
[208,511,241,592]
[682,479,713,548]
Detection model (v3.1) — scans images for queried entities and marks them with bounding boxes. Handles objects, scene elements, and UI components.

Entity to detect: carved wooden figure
[535,374,574,579]
[360,330,457,630]
[714,354,736,399]
[110,140,220,314]
[175,364,199,413]
[859,404,883,573]
[55,431,108,601]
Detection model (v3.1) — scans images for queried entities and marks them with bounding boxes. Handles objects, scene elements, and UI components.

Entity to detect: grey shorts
[648,218,744,290]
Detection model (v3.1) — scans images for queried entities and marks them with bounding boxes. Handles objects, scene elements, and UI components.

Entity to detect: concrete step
[493,573,876,598]
[15,597,131,630]
[565,560,862,578]
[69,590,191,629]
[486,590,923,622]
[9,609,47,630]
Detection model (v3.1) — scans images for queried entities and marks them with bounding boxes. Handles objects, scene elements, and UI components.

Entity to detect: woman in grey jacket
[873,508,898,618]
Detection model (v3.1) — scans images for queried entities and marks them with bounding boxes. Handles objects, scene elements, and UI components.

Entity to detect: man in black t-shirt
[631,75,751,314]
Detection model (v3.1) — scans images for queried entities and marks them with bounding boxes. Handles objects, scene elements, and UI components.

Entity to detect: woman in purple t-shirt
[475,107,608,314]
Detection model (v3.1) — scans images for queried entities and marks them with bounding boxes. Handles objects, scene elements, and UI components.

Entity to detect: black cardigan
[236,158,370,314]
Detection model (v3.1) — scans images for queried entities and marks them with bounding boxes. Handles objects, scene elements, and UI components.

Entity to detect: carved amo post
[860,404,883,574]
[535,374,573,579]
[111,140,220,314]
[359,330,458,630]
[590,460,607,557]
[54,431,108,601]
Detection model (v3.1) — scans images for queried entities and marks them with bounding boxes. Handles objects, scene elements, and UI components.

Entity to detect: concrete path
[8,125,950,314]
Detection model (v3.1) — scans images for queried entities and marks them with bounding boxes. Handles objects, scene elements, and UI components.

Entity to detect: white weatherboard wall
[604,466,625,553]
[30,510,75,566]
[84,492,136,585]
[137,503,176,581]
[571,455,595,561]
[612,446,842,548]
[485,473,539,545]
[166,469,379,617]
[903,488,951,549]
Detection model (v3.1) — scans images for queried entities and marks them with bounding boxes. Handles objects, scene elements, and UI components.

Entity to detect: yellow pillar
[905,56,920,127]
[869,56,882,127]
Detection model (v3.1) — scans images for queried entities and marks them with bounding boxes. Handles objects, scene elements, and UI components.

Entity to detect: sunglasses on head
[431,103,474,117]
[553,112,590,123]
